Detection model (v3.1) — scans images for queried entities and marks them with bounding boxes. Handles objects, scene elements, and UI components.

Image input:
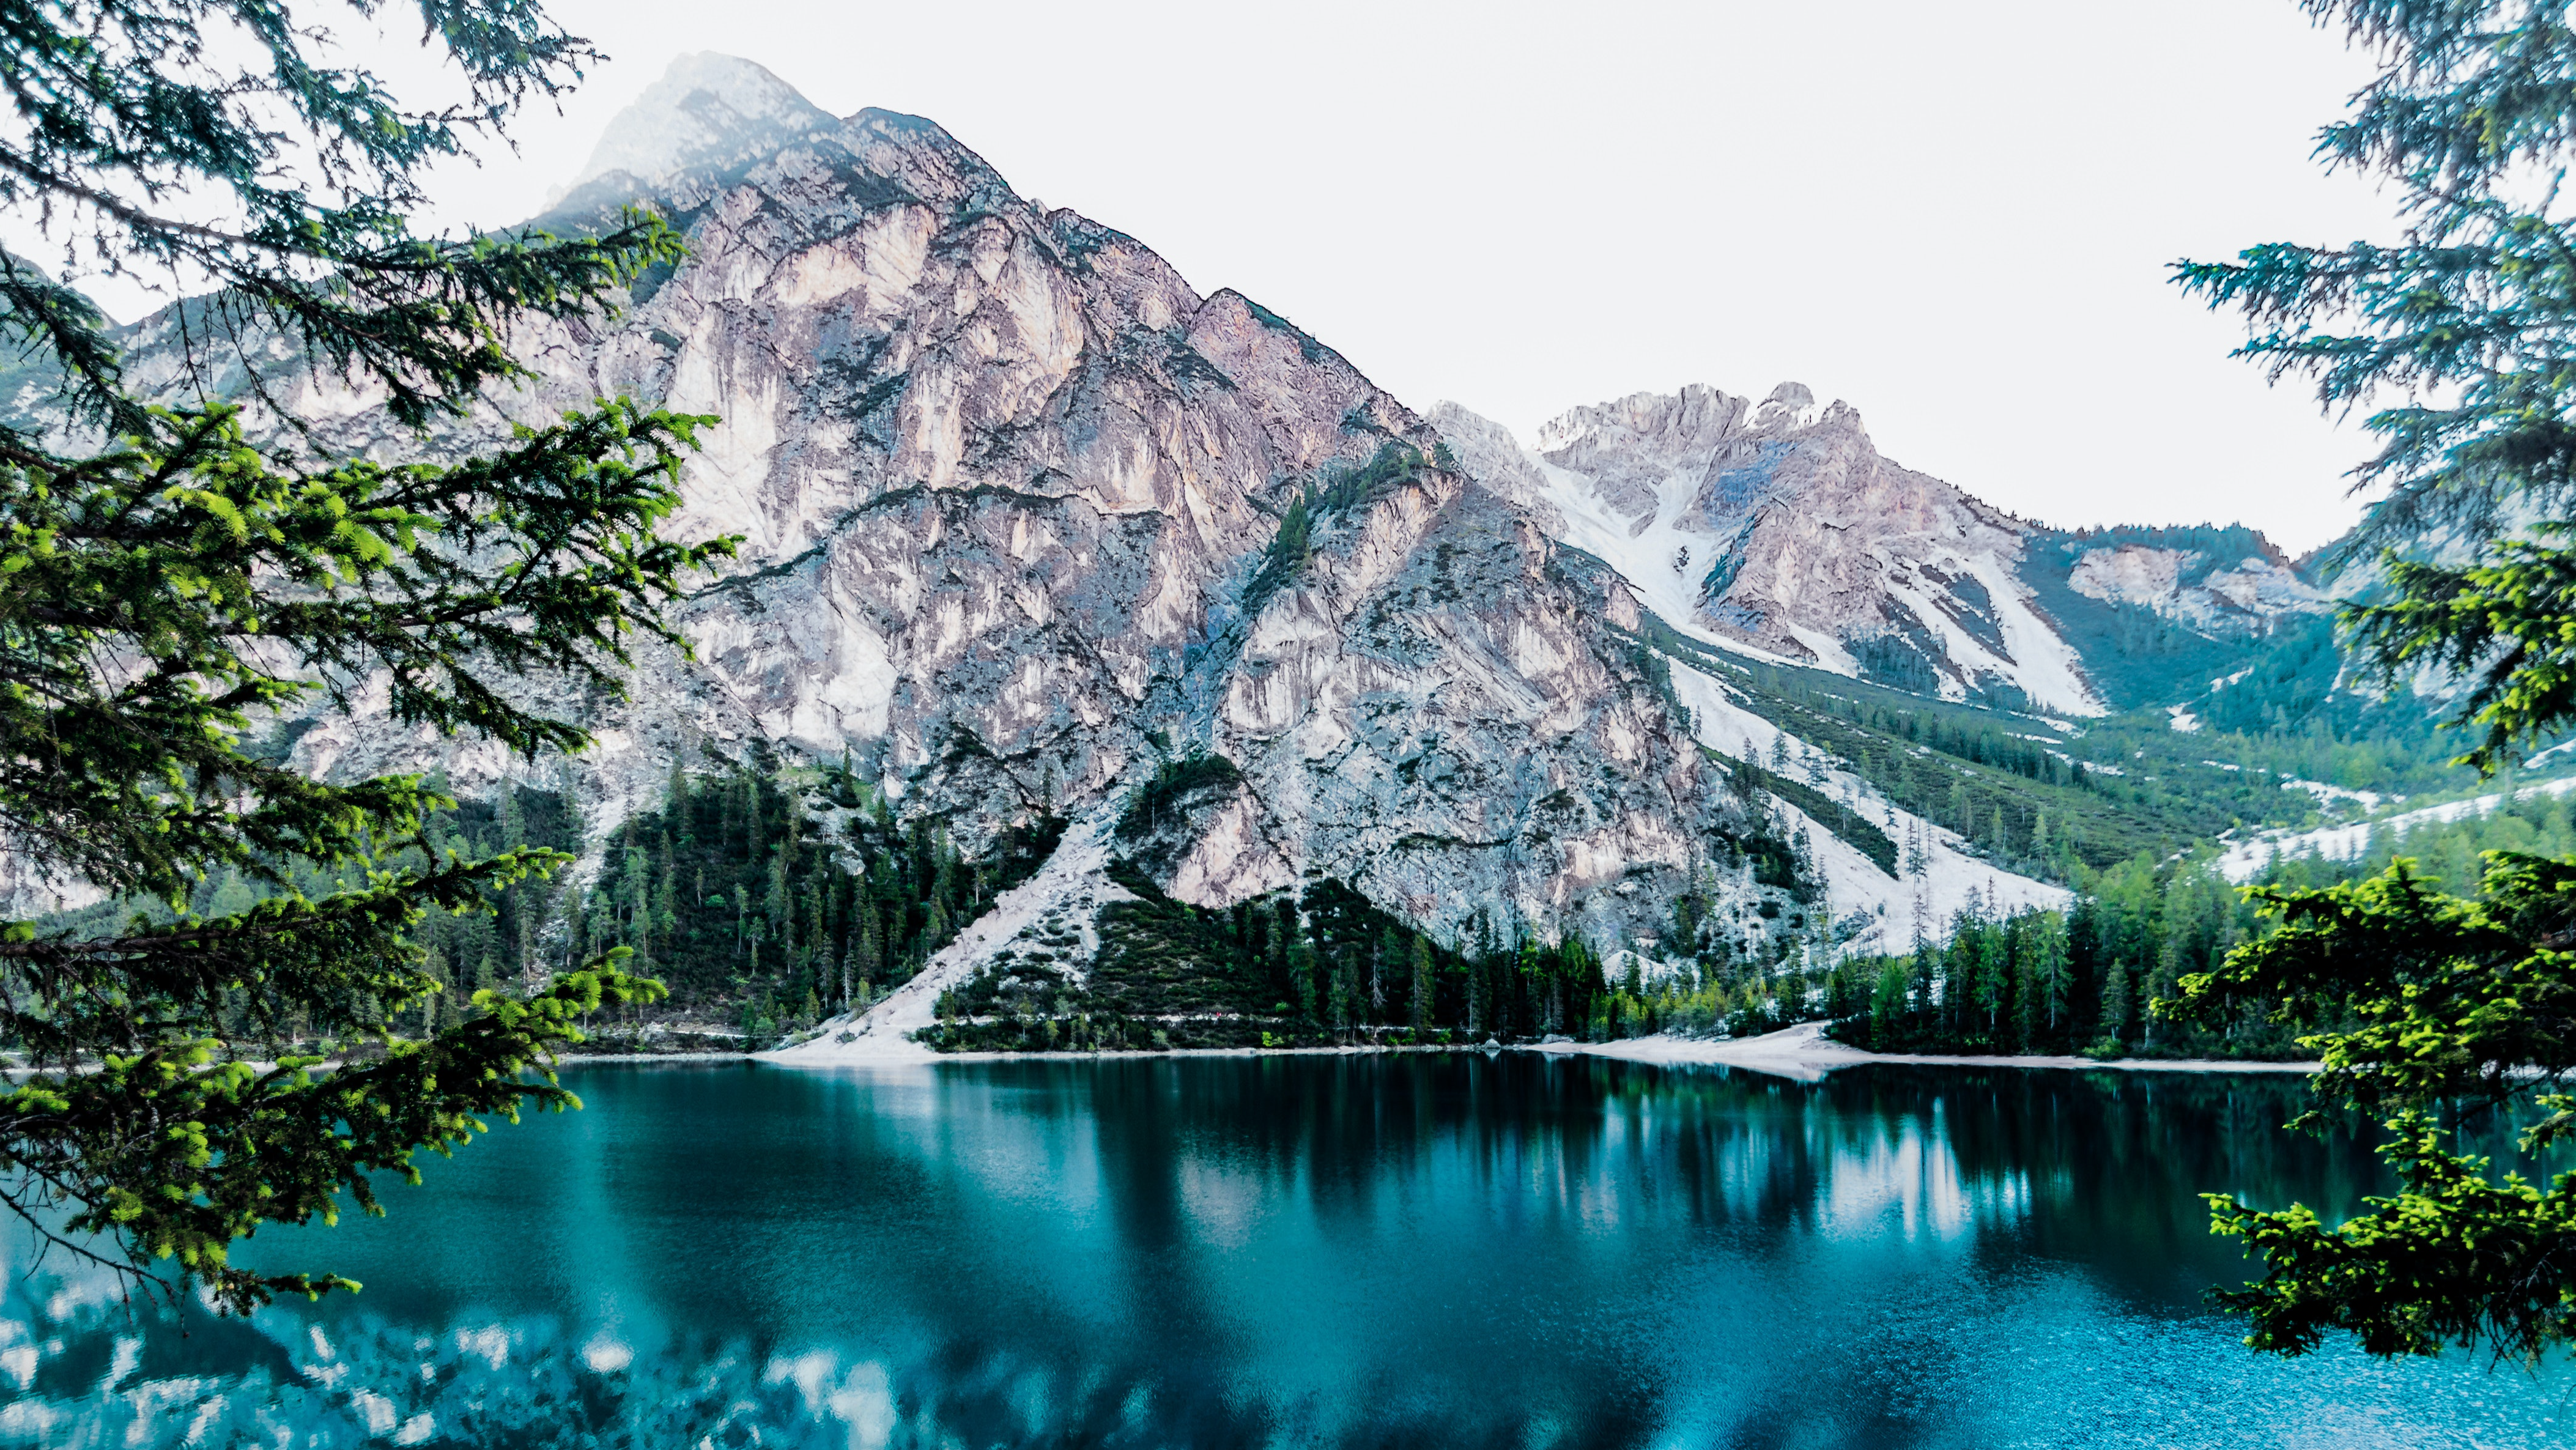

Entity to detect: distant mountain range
[1433,388,2331,719]
[23,53,2484,996]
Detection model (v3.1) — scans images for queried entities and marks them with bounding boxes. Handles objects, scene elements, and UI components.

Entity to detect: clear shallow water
[4,1055,2570,1448]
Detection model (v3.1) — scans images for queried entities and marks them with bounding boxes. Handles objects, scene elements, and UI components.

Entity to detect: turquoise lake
[4,1054,2569,1448]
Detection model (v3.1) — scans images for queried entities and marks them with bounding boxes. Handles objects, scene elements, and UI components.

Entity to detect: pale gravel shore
[1533,1021,2319,1083]
[560,1051,755,1063]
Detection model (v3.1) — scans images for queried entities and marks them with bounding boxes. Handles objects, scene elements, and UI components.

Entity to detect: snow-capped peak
[1434,391,2111,718]
[567,53,836,191]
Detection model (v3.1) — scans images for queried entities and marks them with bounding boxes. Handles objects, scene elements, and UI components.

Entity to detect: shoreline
[7,1027,2322,1080]
[727,1021,2317,1080]
[1537,1023,2318,1082]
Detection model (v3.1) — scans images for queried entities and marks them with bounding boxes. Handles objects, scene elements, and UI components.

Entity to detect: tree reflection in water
[1,1057,2562,1449]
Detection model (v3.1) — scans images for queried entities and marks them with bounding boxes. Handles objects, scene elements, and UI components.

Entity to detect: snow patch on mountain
[1433,395,2107,716]
[1665,657,2071,952]
[2220,775,2576,883]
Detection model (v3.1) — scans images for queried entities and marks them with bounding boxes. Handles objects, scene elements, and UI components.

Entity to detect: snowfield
[761,808,1134,1065]
[2219,774,2576,882]
[1667,657,2070,953]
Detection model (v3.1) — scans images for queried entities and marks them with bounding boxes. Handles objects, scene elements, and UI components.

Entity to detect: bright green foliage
[2161,854,2576,1362]
[0,402,722,895]
[2348,535,2576,773]
[0,0,736,1314]
[0,398,731,1312]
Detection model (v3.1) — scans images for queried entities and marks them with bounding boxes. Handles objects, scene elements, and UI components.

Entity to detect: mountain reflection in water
[2,1055,2566,1448]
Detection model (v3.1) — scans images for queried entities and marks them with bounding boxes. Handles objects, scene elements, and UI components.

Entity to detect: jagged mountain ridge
[1431,391,2332,717]
[95,56,1814,961]
[37,51,2388,1019]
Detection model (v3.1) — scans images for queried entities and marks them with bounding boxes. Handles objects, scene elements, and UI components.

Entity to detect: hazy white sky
[109,0,2414,551]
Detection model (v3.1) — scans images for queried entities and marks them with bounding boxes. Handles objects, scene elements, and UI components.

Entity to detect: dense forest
[919,872,1631,1052]
[1803,784,2576,1060]
[908,749,1848,1053]
[32,769,586,1047]
[579,753,1065,1041]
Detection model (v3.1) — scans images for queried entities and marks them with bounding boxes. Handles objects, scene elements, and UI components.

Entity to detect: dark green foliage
[1719,752,1898,874]
[0,1,730,1314]
[1849,633,1944,695]
[2161,0,2576,1362]
[1116,752,1243,840]
[583,761,1065,1035]
[0,0,683,433]
[0,403,725,897]
[0,399,727,1312]
[921,870,1621,1050]
[1827,872,2302,1061]
[2178,4,2576,560]
[2175,2,2576,774]
[2350,533,2576,773]
[1632,601,2484,882]
[1240,443,1426,618]
[1240,297,1328,364]
[1085,871,1297,1020]
[2019,525,2304,711]
[2161,851,2576,1362]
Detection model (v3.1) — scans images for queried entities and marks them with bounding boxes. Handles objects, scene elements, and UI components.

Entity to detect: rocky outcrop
[1435,389,2106,716]
[2066,543,2330,632]
[117,56,1783,953]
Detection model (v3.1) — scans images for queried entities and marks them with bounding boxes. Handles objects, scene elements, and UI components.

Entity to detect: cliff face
[1437,387,2103,716]
[135,57,1778,952]
[1437,388,2332,718]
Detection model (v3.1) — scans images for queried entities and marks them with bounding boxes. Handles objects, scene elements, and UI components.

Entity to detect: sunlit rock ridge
[1431,389,2329,719]
[155,54,1786,952]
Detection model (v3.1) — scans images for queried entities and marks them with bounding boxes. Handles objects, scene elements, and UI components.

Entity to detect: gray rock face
[1438,388,2106,716]
[2066,543,2330,631]
[121,56,1783,953]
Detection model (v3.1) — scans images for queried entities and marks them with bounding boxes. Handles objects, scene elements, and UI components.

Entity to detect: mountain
[560,53,837,198]
[119,56,1819,971]
[48,55,2470,1052]
[1430,391,2331,716]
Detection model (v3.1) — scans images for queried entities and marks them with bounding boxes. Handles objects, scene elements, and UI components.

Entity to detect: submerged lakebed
[6,1057,2569,1448]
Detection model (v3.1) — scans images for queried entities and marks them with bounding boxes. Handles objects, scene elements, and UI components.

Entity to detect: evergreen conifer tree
[2162,0,2576,1363]
[2097,962,2133,1049]
[1409,933,1433,1039]
[0,0,738,1312]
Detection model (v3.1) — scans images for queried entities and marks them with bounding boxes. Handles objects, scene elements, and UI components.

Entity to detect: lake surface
[4,1054,2569,1448]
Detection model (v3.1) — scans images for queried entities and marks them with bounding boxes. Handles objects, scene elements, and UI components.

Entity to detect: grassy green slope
[1624,601,2506,886]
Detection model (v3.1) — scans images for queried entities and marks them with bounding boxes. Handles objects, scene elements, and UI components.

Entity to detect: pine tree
[2166,4,2576,1342]
[2097,961,2133,1049]
[0,0,738,1314]
[1410,933,1434,1039]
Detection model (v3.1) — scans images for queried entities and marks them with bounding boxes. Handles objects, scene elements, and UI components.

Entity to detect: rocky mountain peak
[566,53,837,193]
[1436,390,2100,716]
[166,77,1767,964]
